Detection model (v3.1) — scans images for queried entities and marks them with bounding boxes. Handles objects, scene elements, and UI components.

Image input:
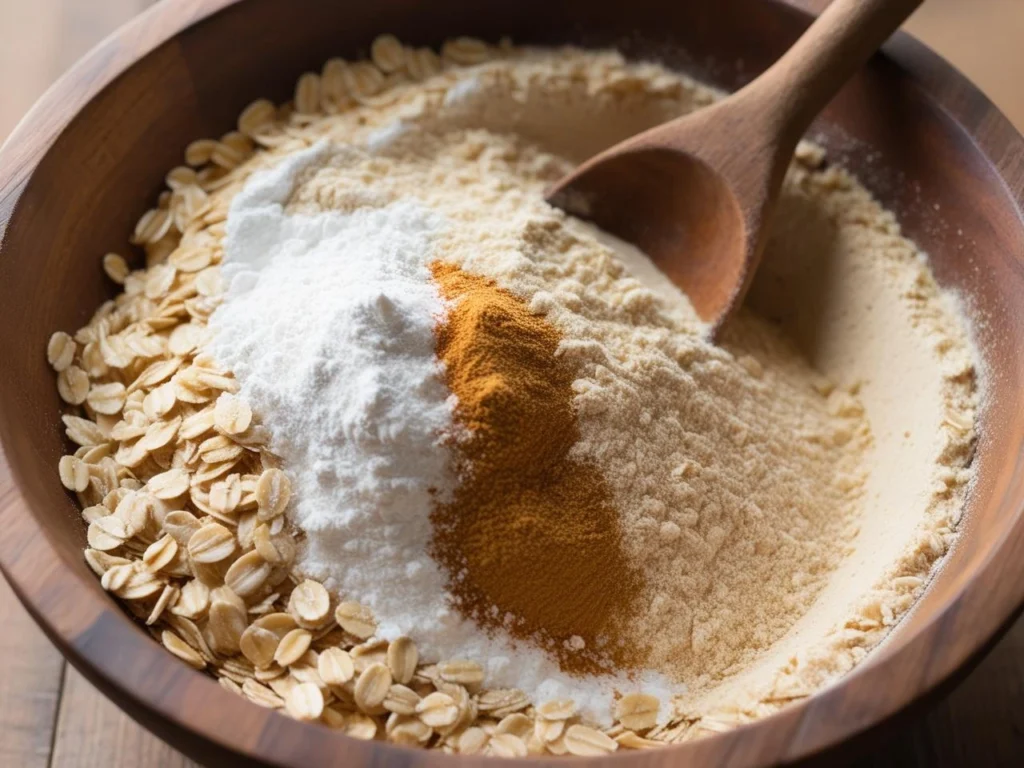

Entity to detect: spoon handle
[747,0,924,142]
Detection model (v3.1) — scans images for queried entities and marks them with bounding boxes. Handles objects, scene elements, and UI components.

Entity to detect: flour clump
[209,143,462,644]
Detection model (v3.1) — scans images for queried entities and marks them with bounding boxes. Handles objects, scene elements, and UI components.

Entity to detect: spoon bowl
[548,146,748,328]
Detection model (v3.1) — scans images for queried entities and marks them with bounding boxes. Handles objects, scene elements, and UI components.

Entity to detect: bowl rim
[1,0,1024,765]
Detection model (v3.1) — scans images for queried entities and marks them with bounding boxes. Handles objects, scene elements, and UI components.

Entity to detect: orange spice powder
[429,261,644,674]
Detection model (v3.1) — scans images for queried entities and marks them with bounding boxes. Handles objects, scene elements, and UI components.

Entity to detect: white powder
[210,139,678,724]
[209,141,459,645]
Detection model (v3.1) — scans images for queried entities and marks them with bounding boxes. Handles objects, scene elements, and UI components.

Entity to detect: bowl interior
[1,0,1023,765]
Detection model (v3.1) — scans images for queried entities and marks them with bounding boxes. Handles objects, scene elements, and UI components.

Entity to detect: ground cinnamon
[429,261,643,674]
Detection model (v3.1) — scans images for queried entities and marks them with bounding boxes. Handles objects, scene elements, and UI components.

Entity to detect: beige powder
[208,47,977,735]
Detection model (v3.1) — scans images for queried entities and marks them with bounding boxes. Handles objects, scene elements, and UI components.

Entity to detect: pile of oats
[44,34,715,755]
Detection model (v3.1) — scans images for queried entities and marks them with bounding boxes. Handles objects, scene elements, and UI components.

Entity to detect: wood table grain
[0,1,1021,766]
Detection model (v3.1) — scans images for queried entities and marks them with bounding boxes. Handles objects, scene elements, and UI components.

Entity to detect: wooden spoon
[546,0,924,335]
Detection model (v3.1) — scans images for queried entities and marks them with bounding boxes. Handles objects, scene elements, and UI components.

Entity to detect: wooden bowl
[1,0,1022,765]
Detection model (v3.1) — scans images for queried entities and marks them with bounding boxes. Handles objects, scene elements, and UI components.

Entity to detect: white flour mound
[209,141,459,643]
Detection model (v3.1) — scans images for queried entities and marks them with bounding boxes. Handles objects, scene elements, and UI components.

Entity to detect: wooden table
[1,1,1022,765]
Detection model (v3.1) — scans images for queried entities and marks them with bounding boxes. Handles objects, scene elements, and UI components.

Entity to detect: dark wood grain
[50,666,200,768]
[0,1,1023,767]
[0,561,64,768]
[0,447,64,768]
[865,618,1024,767]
